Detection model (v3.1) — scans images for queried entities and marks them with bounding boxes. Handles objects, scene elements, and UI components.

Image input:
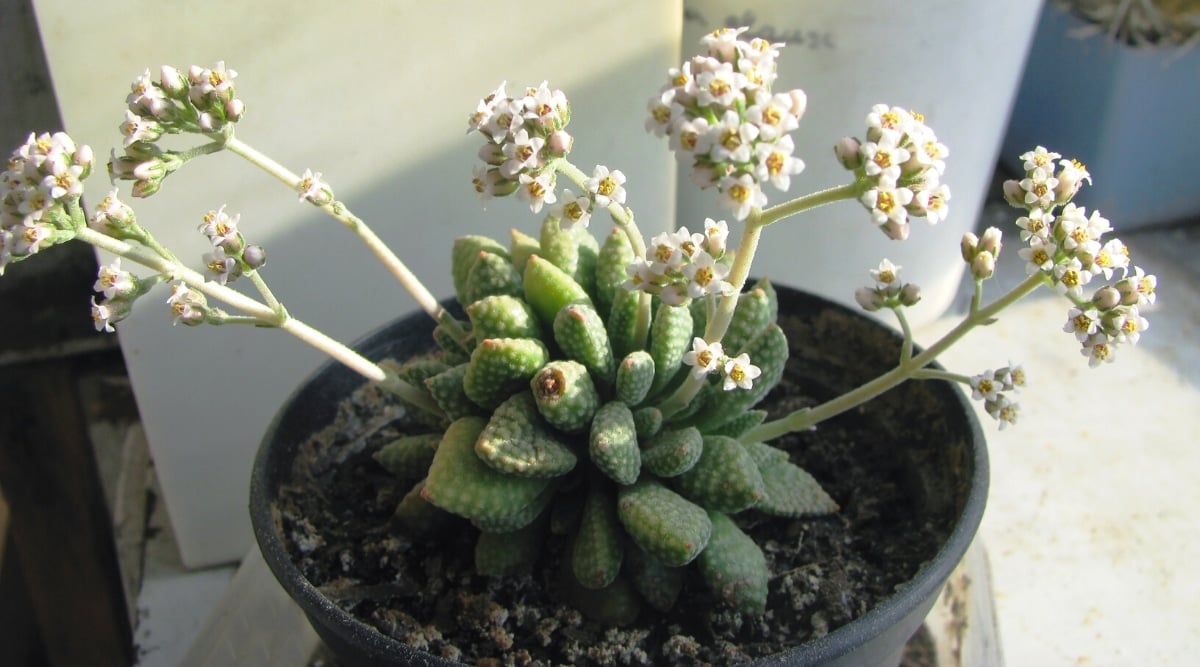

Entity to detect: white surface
[917,227,1200,665]
[35,1,682,566]
[678,0,1044,326]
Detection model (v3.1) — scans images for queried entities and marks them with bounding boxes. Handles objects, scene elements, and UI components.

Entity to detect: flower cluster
[197,206,266,285]
[1005,147,1155,367]
[623,218,733,305]
[467,81,574,213]
[646,27,807,220]
[968,365,1026,430]
[836,105,951,240]
[111,62,246,197]
[853,259,921,312]
[0,132,94,274]
[682,337,762,391]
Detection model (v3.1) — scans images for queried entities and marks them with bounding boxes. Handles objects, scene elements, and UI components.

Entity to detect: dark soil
[275,308,965,666]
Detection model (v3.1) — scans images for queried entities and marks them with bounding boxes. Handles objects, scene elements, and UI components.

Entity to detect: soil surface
[277,308,964,666]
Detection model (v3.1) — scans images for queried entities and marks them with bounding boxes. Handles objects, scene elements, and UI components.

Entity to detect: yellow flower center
[766,152,785,176]
[720,129,741,152]
[598,176,617,197]
[694,266,714,286]
[876,191,896,213]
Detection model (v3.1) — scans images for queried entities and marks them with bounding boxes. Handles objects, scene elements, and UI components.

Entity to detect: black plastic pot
[250,287,988,666]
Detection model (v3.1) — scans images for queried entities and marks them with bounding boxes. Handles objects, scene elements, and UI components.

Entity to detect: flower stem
[247,270,286,317]
[759,182,859,227]
[657,211,765,417]
[75,227,440,415]
[741,272,1048,443]
[219,134,466,339]
[554,159,647,258]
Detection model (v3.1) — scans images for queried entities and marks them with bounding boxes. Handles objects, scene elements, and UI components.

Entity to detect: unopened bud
[881,219,910,241]
[1002,179,1025,208]
[960,232,979,262]
[970,251,995,280]
[477,143,505,166]
[548,130,573,157]
[978,226,1003,257]
[1115,278,1141,306]
[834,136,862,170]
[788,88,808,120]
[242,244,267,270]
[899,283,922,306]
[225,98,245,122]
[160,66,186,95]
[1092,285,1121,310]
[854,287,884,311]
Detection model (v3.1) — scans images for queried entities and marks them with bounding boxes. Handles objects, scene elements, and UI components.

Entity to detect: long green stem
[759,182,859,227]
[742,272,1048,443]
[77,227,439,414]
[220,135,465,339]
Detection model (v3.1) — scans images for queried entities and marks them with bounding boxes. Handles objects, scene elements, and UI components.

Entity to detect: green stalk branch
[742,272,1048,443]
[759,182,859,227]
[220,134,465,340]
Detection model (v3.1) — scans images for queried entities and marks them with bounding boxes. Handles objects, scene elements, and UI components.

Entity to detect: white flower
[1052,257,1092,297]
[127,69,169,117]
[969,371,1001,402]
[861,184,913,227]
[500,128,544,179]
[297,169,332,206]
[1115,306,1149,345]
[1064,306,1100,342]
[710,110,758,164]
[683,337,725,378]
[670,116,713,156]
[1092,238,1130,279]
[873,258,902,287]
[621,258,656,292]
[119,110,163,148]
[167,283,206,326]
[586,166,626,208]
[1016,210,1053,243]
[754,136,805,191]
[553,189,592,231]
[91,297,117,333]
[718,173,767,221]
[647,230,683,273]
[694,61,744,108]
[683,251,732,298]
[94,258,137,299]
[1019,167,1059,209]
[1081,332,1116,368]
[198,205,241,247]
[985,395,1019,430]
[722,353,761,391]
[203,246,239,285]
[861,133,909,185]
[517,171,556,214]
[1020,146,1061,173]
[1018,239,1057,275]
[702,218,729,256]
[187,61,238,105]
[744,92,801,142]
[866,105,914,139]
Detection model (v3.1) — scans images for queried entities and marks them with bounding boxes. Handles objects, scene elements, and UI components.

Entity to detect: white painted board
[34,1,681,566]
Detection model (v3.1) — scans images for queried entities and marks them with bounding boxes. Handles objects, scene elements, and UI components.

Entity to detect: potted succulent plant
[1,27,1158,665]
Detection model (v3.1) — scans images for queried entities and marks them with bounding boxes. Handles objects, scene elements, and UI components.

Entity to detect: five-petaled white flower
[723,353,761,391]
[683,337,725,378]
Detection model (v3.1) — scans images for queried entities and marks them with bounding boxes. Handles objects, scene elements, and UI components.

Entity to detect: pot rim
[249,288,988,665]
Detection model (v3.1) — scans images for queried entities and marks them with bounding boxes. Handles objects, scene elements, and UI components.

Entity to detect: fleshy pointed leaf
[617,479,711,567]
[522,254,592,327]
[531,360,599,434]
[589,401,641,485]
[697,510,768,615]
[554,302,615,384]
[463,337,548,409]
[746,441,840,517]
[640,426,703,478]
[476,392,577,478]
[675,435,765,513]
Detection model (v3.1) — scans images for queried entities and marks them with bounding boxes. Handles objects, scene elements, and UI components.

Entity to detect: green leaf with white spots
[422,417,550,523]
[675,435,765,513]
[424,363,482,420]
[746,441,840,518]
[540,215,598,294]
[471,481,558,533]
[462,337,549,409]
[606,287,642,361]
[697,510,768,615]
[596,227,635,317]
[647,302,693,399]
[617,478,711,567]
[372,433,440,482]
[625,543,684,612]
[640,426,703,478]
[589,401,641,486]
[531,360,599,434]
[722,281,774,355]
[632,406,662,438]
[615,351,654,406]
[466,294,542,342]
[554,302,615,384]
[452,235,509,302]
[463,250,523,305]
[522,254,593,328]
[572,483,623,590]
[708,410,768,438]
[475,392,577,478]
[509,227,541,274]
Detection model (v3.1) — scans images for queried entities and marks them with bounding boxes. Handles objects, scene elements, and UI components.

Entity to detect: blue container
[1003,2,1200,228]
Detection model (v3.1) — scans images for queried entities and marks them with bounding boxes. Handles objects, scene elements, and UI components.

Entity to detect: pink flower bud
[960,232,979,262]
[242,244,267,270]
[1002,179,1025,208]
[979,226,1003,257]
[1092,286,1121,310]
[160,66,186,95]
[834,137,862,170]
[855,287,884,311]
[971,251,995,280]
[788,89,808,120]
[548,130,573,157]
[880,219,910,241]
[225,98,245,121]
[900,283,922,306]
